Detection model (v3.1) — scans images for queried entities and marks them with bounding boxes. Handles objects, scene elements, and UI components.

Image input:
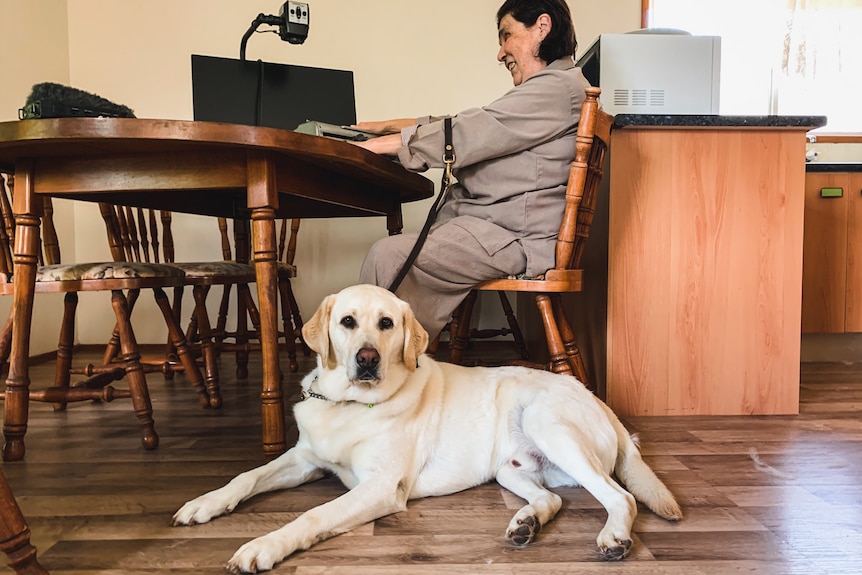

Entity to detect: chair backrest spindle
[159,211,174,263]
[0,174,15,277]
[40,197,61,266]
[149,210,160,263]
[553,87,612,272]
[286,219,300,266]
[97,203,173,264]
[217,218,233,261]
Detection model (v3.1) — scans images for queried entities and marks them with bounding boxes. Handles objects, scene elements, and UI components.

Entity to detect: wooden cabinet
[559,119,821,416]
[801,171,862,333]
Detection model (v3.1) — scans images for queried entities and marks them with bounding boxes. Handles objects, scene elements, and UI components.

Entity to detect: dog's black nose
[356,347,380,369]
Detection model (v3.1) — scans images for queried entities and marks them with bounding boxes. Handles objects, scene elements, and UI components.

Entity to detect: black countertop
[806,162,862,173]
[614,114,828,129]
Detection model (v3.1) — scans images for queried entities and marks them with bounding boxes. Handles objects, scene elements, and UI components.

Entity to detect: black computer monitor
[191,54,357,130]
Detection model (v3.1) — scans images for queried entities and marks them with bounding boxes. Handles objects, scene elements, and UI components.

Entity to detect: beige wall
[1,0,639,353]
[0,0,74,354]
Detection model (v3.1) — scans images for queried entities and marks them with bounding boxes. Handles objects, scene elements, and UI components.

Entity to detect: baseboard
[801,333,862,363]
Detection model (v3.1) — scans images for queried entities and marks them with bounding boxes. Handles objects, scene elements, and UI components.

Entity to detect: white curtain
[778,0,862,129]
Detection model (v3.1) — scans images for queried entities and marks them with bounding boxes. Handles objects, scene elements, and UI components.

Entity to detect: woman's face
[497,13,550,86]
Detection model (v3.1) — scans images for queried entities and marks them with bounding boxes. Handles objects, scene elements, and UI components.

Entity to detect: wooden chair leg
[535,294,573,377]
[427,331,442,356]
[151,287,219,409]
[277,280,299,373]
[52,292,77,412]
[0,469,49,575]
[214,284,232,349]
[0,311,13,378]
[101,288,141,366]
[449,290,478,365]
[550,294,590,388]
[162,285,186,381]
[283,278,310,356]
[109,289,159,451]
[191,285,221,407]
[234,284,252,379]
[238,286,262,348]
[497,291,529,360]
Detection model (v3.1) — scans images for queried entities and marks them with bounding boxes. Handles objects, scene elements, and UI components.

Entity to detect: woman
[355,0,591,338]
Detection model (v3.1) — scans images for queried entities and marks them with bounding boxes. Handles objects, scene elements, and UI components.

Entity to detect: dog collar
[300,376,375,408]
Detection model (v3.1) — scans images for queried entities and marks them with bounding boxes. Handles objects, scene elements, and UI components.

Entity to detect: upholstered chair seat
[36,261,186,282]
[168,260,294,279]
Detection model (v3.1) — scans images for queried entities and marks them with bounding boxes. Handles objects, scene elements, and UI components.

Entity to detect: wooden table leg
[247,152,285,456]
[386,204,403,236]
[252,206,285,456]
[0,469,48,574]
[3,162,40,462]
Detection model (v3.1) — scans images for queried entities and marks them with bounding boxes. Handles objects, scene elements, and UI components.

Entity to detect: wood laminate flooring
[1,347,860,574]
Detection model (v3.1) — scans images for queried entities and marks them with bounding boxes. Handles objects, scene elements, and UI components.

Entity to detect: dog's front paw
[598,537,632,561]
[506,514,542,546]
[171,490,238,526]
[227,535,289,574]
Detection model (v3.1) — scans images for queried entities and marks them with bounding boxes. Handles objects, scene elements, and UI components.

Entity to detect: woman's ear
[301,294,337,369]
[537,13,552,38]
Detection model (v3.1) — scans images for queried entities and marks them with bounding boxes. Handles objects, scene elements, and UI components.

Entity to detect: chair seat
[170,261,256,279]
[276,262,297,278]
[36,261,187,282]
[476,269,583,292]
[170,261,296,279]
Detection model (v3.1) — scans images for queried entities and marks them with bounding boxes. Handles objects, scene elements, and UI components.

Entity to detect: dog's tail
[609,413,683,521]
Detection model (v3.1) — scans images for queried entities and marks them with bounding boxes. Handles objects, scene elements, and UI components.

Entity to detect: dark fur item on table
[19,82,135,119]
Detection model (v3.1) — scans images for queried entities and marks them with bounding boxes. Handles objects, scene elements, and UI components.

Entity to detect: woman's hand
[352,118,416,135]
[352,133,402,156]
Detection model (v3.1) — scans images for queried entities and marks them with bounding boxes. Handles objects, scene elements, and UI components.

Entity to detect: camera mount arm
[239,2,310,61]
[240,14,284,61]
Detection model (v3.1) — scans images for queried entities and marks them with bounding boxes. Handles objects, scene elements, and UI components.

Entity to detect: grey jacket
[397,57,590,278]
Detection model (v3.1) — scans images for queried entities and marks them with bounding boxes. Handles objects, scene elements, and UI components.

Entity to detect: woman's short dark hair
[496,0,577,63]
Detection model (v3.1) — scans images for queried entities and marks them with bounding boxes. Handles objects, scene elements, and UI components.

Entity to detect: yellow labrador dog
[173,284,682,573]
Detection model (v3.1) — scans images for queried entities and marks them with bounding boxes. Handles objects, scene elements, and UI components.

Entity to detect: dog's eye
[340,316,356,329]
[379,317,394,330]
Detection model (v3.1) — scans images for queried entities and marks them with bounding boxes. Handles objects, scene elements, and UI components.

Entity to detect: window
[646,0,862,132]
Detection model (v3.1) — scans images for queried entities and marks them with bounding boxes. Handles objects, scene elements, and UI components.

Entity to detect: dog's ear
[301,294,337,369]
[401,303,429,371]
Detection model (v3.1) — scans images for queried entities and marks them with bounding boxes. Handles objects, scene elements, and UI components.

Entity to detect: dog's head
[302,284,429,385]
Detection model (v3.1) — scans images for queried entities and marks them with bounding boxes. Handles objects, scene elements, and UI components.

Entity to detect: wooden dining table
[0,117,433,462]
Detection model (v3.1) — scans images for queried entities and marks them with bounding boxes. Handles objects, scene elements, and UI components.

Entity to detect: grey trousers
[359,220,527,338]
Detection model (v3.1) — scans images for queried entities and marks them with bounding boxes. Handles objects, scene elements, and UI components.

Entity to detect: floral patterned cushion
[36,262,186,282]
[171,261,255,278]
[172,260,296,278]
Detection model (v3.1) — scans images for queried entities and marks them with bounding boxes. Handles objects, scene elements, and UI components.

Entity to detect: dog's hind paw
[599,538,632,561]
[506,515,542,546]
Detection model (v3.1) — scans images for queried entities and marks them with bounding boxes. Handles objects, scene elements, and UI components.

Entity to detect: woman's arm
[352,133,402,155]
[352,118,416,135]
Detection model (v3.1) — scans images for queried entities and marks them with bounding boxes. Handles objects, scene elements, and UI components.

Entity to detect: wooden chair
[176,216,309,376]
[0,172,214,460]
[0,467,48,574]
[448,87,613,388]
[97,206,227,406]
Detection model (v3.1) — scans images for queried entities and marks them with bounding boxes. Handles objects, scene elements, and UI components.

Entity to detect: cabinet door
[844,174,862,331]
[801,173,849,333]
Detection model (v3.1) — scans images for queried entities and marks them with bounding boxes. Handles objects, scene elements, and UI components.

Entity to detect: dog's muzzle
[354,347,380,381]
